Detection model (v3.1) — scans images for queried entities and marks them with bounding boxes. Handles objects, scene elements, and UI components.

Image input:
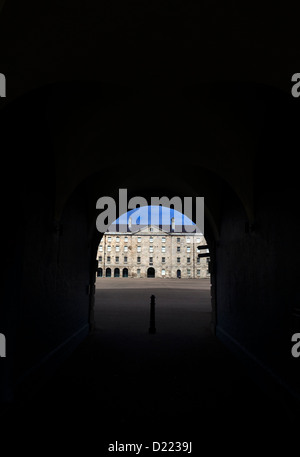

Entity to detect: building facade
[96,225,210,279]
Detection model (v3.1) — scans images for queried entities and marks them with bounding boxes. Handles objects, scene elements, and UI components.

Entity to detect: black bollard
[149,294,156,334]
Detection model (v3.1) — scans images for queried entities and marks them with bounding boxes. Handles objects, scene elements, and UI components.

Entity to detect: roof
[106,223,203,235]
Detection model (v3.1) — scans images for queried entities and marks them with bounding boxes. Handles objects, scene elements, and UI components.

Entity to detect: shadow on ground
[1,279,298,453]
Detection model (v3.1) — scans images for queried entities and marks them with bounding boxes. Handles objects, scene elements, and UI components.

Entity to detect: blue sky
[114,205,195,226]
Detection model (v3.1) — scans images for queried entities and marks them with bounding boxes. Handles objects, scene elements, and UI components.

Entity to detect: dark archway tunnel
[0,80,299,450]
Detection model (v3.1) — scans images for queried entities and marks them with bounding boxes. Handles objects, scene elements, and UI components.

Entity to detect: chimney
[171,217,175,232]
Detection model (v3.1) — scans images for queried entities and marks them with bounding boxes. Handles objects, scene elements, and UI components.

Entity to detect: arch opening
[147,267,155,278]
[96,204,210,281]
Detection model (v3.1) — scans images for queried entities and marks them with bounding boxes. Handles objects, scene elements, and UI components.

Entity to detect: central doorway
[147,267,155,278]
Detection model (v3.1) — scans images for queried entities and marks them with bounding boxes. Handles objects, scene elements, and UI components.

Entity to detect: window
[107,256,111,263]
[137,246,141,252]
[149,236,153,243]
[177,257,180,263]
[116,236,120,242]
[187,257,191,263]
[137,268,141,276]
[98,256,102,261]
[124,246,128,252]
[124,256,128,263]
[197,257,200,264]
[177,237,180,243]
[162,269,166,276]
[186,237,190,243]
[116,245,120,252]
[137,256,141,263]
[107,236,111,242]
[196,237,200,243]
[115,256,119,263]
[197,269,201,275]
[162,237,166,243]
[187,246,191,253]
[150,228,153,232]
[99,245,103,252]
[177,246,180,252]
[149,246,154,253]
[187,268,191,275]
[161,246,166,253]
[124,236,128,242]
[107,245,111,252]
[149,257,153,264]
[162,257,165,263]
[138,237,141,242]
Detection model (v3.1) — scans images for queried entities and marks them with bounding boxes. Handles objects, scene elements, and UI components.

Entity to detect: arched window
[114,268,120,277]
[106,268,111,278]
[97,268,103,277]
[122,268,128,278]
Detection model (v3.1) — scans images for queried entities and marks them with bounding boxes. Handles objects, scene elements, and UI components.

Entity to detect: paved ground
[1,279,298,454]
[94,278,212,336]
[96,277,211,289]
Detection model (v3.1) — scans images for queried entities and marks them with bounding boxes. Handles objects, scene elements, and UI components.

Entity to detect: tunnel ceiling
[1,77,296,244]
[44,80,284,225]
[1,2,299,244]
[0,1,299,102]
